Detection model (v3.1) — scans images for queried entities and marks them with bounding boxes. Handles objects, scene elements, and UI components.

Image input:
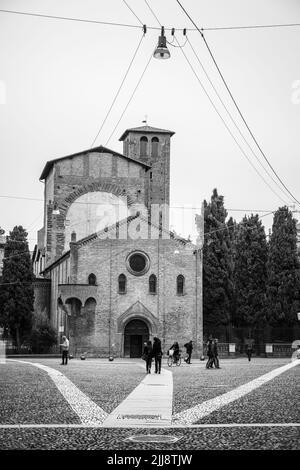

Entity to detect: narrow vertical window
[149,274,157,294]
[151,137,159,158]
[140,136,148,157]
[119,274,127,294]
[177,274,184,295]
[88,273,97,285]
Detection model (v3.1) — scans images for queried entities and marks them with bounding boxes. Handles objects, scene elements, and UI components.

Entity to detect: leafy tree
[266,206,300,326]
[203,189,234,333]
[29,310,57,353]
[0,226,34,351]
[233,214,268,330]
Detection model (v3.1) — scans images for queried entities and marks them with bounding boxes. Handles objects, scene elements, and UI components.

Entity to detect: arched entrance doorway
[124,319,149,358]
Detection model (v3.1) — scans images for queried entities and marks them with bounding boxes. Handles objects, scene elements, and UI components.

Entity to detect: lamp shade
[153,34,170,59]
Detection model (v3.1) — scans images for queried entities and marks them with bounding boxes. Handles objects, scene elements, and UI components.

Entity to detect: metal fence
[202,342,295,357]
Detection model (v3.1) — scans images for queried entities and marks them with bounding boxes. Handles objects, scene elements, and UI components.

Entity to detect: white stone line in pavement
[102,367,173,427]
[0,423,300,429]
[9,360,108,425]
[173,359,300,425]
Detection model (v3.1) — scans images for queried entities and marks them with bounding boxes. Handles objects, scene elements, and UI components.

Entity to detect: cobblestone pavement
[7,358,145,413]
[0,426,299,450]
[0,358,299,450]
[195,366,300,424]
[172,357,293,414]
[0,361,80,424]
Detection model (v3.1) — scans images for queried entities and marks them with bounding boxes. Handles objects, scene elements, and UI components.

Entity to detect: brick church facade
[32,125,203,358]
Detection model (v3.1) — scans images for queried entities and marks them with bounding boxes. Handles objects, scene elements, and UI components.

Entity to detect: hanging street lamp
[153,26,170,59]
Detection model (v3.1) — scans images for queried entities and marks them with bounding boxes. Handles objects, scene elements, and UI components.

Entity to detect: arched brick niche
[49,183,137,259]
[59,182,136,218]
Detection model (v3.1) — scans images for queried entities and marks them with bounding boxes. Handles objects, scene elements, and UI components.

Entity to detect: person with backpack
[152,337,162,374]
[143,340,153,374]
[184,340,193,364]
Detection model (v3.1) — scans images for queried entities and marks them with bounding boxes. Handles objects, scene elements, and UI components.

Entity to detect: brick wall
[123,132,171,208]
[44,151,149,266]
[60,231,202,357]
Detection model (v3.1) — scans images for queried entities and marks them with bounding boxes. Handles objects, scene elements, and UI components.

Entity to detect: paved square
[0,357,299,450]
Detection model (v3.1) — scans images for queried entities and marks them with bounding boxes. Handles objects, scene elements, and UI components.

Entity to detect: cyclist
[169,342,180,364]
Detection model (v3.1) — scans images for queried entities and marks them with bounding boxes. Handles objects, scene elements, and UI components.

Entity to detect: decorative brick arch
[58,182,136,217]
[51,183,138,259]
[117,301,160,336]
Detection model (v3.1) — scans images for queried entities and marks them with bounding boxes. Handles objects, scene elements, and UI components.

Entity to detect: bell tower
[119,125,175,209]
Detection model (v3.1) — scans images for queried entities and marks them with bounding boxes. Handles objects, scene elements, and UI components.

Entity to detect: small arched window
[177,274,185,295]
[118,274,127,294]
[151,137,159,158]
[140,136,148,157]
[88,273,97,286]
[149,274,157,294]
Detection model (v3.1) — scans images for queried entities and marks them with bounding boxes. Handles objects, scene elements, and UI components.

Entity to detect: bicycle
[167,349,181,367]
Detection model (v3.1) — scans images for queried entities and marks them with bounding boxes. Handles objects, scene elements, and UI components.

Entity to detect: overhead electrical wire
[0,1,295,207]
[90,31,146,148]
[105,52,153,146]
[173,35,290,205]
[0,8,143,29]
[1,8,300,31]
[0,208,277,269]
[202,23,300,32]
[143,0,161,27]
[185,35,291,205]
[175,0,300,208]
[122,0,144,25]
[0,3,297,257]
[205,210,275,237]
[0,194,282,215]
[141,1,290,204]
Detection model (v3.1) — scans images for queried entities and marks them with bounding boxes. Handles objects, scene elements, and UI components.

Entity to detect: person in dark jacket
[152,337,162,374]
[213,338,220,368]
[143,340,153,374]
[206,337,214,369]
[184,340,193,364]
[246,344,253,361]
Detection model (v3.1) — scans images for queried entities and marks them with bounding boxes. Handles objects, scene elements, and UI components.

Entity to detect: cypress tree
[0,226,34,351]
[203,189,234,334]
[234,214,268,330]
[266,206,300,326]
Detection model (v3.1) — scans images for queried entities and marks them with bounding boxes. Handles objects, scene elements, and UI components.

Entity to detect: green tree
[29,310,57,353]
[0,226,34,351]
[266,206,300,326]
[234,214,268,330]
[203,189,234,334]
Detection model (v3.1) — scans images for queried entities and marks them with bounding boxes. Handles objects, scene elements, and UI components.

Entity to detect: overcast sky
[0,0,299,249]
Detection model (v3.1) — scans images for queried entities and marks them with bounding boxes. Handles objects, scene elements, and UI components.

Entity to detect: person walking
[246,344,253,361]
[152,337,162,374]
[184,340,193,364]
[60,335,69,365]
[143,340,153,374]
[213,338,220,368]
[206,337,214,369]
